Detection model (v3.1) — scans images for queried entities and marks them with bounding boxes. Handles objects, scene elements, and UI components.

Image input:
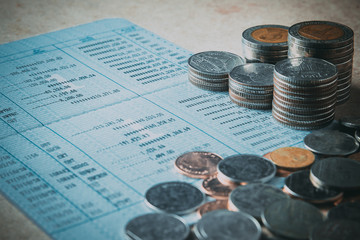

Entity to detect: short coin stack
[187,51,244,91]
[229,63,274,109]
[288,21,354,105]
[272,57,338,130]
[242,25,289,64]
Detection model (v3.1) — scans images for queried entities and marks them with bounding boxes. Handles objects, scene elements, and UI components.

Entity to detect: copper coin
[263,152,291,177]
[175,151,223,179]
[251,27,288,44]
[201,176,233,200]
[348,152,360,162]
[270,147,315,170]
[299,24,344,40]
[197,200,228,217]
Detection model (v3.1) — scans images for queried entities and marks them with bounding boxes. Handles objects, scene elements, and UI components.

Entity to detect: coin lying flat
[310,157,360,190]
[270,147,315,170]
[327,201,360,222]
[310,219,360,240]
[174,151,223,179]
[228,183,288,219]
[261,198,324,239]
[340,116,360,129]
[125,213,189,240]
[196,200,228,217]
[304,130,359,156]
[284,170,343,203]
[145,181,205,215]
[201,176,233,199]
[217,154,276,186]
[194,210,261,240]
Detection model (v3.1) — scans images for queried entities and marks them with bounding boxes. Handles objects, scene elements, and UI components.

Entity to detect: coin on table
[228,183,288,220]
[270,147,315,170]
[217,154,276,187]
[194,210,261,240]
[304,130,359,156]
[356,129,360,142]
[261,198,324,239]
[340,116,360,129]
[145,181,205,215]
[310,157,360,190]
[201,176,233,199]
[197,200,228,217]
[125,213,189,240]
[327,201,360,222]
[310,219,360,240]
[284,170,343,203]
[174,151,223,179]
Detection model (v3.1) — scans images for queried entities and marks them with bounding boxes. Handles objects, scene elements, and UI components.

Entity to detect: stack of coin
[272,57,338,130]
[229,63,274,109]
[288,21,354,105]
[242,25,289,64]
[187,51,244,91]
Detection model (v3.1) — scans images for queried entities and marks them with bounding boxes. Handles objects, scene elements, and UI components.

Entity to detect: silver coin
[229,96,272,110]
[229,63,274,87]
[217,154,276,186]
[188,51,244,77]
[340,116,360,129]
[310,220,360,240]
[356,130,360,142]
[188,74,228,87]
[304,130,359,156]
[284,170,343,203]
[274,57,338,85]
[242,24,289,51]
[288,21,354,48]
[310,157,360,190]
[145,181,205,215]
[261,198,324,239]
[272,104,335,122]
[125,213,189,240]
[327,201,360,222]
[288,42,354,59]
[194,210,261,240]
[242,44,288,56]
[228,183,288,219]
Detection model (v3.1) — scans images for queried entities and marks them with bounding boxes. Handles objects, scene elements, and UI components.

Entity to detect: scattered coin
[188,51,244,91]
[228,183,288,219]
[284,170,343,203]
[145,181,205,215]
[327,201,360,222]
[310,157,360,190]
[310,219,360,240]
[125,213,189,240]
[261,198,324,239]
[194,210,261,240]
[196,200,228,217]
[174,151,223,179]
[201,176,233,199]
[270,147,315,170]
[304,130,359,156]
[340,116,360,129]
[217,154,276,187]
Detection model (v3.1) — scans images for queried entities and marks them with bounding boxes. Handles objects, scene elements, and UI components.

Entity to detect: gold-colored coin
[299,24,344,40]
[270,147,315,170]
[263,152,292,177]
[251,27,288,43]
[201,176,233,200]
[197,200,228,217]
[174,151,223,179]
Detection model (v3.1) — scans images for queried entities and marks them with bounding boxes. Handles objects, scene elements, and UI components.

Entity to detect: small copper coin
[263,152,292,177]
[197,200,228,217]
[201,176,233,200]
[270,147,315,170]
[175,151,223,179]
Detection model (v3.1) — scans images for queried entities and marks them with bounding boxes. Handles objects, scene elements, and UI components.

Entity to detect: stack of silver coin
[229,63,274,109]
[288,21,354,105]
[187,51,244,91]
[272,57,338,130]
[242,25,289,64]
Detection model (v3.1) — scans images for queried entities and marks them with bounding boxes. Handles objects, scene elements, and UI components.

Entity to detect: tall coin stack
[288,21,354,105]
[272,57,338,130]
[187,51,244,91]
[229,63,274,109]
[242,25,289,64]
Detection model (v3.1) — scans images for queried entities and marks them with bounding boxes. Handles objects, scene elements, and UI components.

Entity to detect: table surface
[1,0,359,239]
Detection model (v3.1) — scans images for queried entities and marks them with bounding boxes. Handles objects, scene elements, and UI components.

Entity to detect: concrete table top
[1,0,359,239]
